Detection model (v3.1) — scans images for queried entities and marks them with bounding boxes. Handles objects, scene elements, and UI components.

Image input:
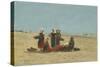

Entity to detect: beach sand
[12,32,97,65]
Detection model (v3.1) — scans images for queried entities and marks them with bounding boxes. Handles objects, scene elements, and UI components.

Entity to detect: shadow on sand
[25,46,80,53]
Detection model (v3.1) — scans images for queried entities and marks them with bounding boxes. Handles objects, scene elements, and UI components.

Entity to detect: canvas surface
[11,1,97,66]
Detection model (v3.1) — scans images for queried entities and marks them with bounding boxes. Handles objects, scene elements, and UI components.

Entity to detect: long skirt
[38,41,44,49]
[51,38,56,48]
[48,44,63,52]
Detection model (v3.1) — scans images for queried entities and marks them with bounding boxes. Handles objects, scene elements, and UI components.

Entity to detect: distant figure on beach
[50,29,56,48]
[34,30,45,51]
[68,36,75,50]
[56,29,61,45]
[38,30,45,51]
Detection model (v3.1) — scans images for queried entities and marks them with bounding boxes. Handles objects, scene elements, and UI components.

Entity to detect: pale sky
[14,1,97,35]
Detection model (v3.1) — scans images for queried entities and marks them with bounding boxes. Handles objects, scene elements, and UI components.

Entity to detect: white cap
[40,27,44,33]
[52,28,56,33]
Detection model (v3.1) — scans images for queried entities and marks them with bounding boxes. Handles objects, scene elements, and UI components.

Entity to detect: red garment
[43,41,52,52]
[38,41,44,48]
[48,44,64,52]
[38,33,44,48]
[54,45,63,51]
[46,45,52,52]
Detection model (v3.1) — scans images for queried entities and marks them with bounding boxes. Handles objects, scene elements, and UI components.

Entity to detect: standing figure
[56,29,61,45]
[38,30,45,50]
[34,30,45,51]
[50,29,56,48]
[54,29,65,51]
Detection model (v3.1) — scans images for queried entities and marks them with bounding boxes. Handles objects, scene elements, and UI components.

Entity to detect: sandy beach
[13,32,97,65]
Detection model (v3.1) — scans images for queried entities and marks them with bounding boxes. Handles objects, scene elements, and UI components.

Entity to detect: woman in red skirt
[38,31,45,51]
[34,30,45,51]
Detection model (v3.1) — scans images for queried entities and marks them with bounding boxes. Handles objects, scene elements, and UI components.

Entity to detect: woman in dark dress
[38,31,45,50]
[34,30,45,51]
[50,29,56,48]
[56,29,61,45]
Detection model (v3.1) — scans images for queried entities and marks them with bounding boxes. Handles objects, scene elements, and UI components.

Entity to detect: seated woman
[58,36,75,52]
[68,36,75,50]
[63,36,75,51]
[43,38,51,52]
